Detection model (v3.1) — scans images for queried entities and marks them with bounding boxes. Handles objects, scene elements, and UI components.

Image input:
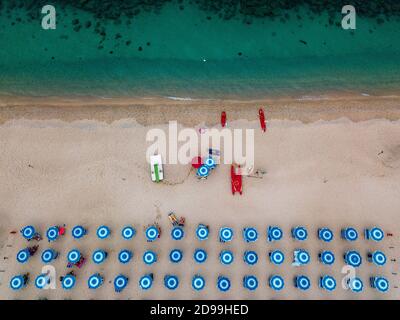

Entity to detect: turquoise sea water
[0,1,400,98]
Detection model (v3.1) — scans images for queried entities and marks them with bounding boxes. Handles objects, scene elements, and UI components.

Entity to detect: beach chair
[168,212,179,226]
[231,164,243,195]
[150,154,164,182]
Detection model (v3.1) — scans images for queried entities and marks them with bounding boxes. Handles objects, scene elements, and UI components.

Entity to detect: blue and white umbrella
[220,250,234,265]
[196,224,209,241]
[294,249,310,265]
[96,226,110,239]
[365,227,384,242]
[197,165,210,178]
[344,251,362,267]
[371,276,389,293]
[243,275,258,291]
[269,275,285,291]
[139,274,153,290]
[10,275,26,290]
[88,273,104,289]
[114,275,129,292]
[41,249,58,263]
[62,274,76,290]
[192,275,205,291]
[348,277,363,293]
[143,250,157,265]
[204,157,216,169]
[243,227,258,242]
[267,226,283,242]
[16,249,30,263]
[164,275,179,290]
[67,249,81,264]
[244,251,258,266]
[217,276,231,292]
[369,251,386,266]
[35,274,50,289]
[341,227,358,241]
[92,249,107,264]
[121,226,136,240]
[169,249,183,263]
[319,251,335,265]
[145,226,159,242]
[193,249,207,263]
[21,226,35,240]
[318,228,333,242]
[46,226,59,242]
[291,227,308,241]
[171,227,184,240]
[72,225,87,239]
[118,249,133,264]
[320,275,336,291]
[269,250,285,265]
[295,275,311,291]
[219,227,233,242]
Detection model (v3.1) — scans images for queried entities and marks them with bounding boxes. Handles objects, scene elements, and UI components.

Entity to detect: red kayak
[259,108,266,132]
[221,111,227,127]
[231,165,242,195]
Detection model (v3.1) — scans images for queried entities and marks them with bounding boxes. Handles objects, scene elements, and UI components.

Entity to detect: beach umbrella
[67,249,81,264]
[21,226,35,240]
[92,249,107,264]
[10,275,26,291]
[219,250,234,265]
[347,277,363,293]
[62,274,76,290]
[319,251,335,265]
[171,227,185,240]
[41,249,58,263]
[88,273,104,289]
[118,249,133,264]
[217,276,231,292]
[204,157,216,169]
[371,276,389,293]
[269,250,285,265]
[121,226,136,240]
[219,227,233,242]
[368,251,386,266]
[145,226,159,242]
[35,273,50,289]
[319,275,336,291]
[243,227,258,242]
[164,275,179,290]
[267,226,283,242]
[269,275,285,291]
[191,156,202,169]
[344,251,362,267]
[243,275,258,291]
[196,224,209,241]
[46,226,59,242]
[295,275,311,291]
[169,249,183,263]
[16,249,30,264]
[243,251,258,266]
[197,165,210,178]
[341,227,358,241]
[291,227,308,241]
[143,250,157,265]
[114,275,129,292]
[318,228,334,242]
[139,274,153,290]
[365,227,384,242]
[96,225,111,239]
[192,275,205,291]
[193,249,207,264]
[293,249,310,265]
[72,225,87,239]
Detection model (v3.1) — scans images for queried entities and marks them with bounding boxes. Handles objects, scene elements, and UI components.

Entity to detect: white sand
[0,117,399,300]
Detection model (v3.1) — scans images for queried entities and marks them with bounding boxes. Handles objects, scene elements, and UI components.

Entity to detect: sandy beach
[0,93,399,300]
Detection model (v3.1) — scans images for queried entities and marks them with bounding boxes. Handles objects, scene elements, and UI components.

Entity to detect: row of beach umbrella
[20,225,385,243]
[10,273,390,293]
